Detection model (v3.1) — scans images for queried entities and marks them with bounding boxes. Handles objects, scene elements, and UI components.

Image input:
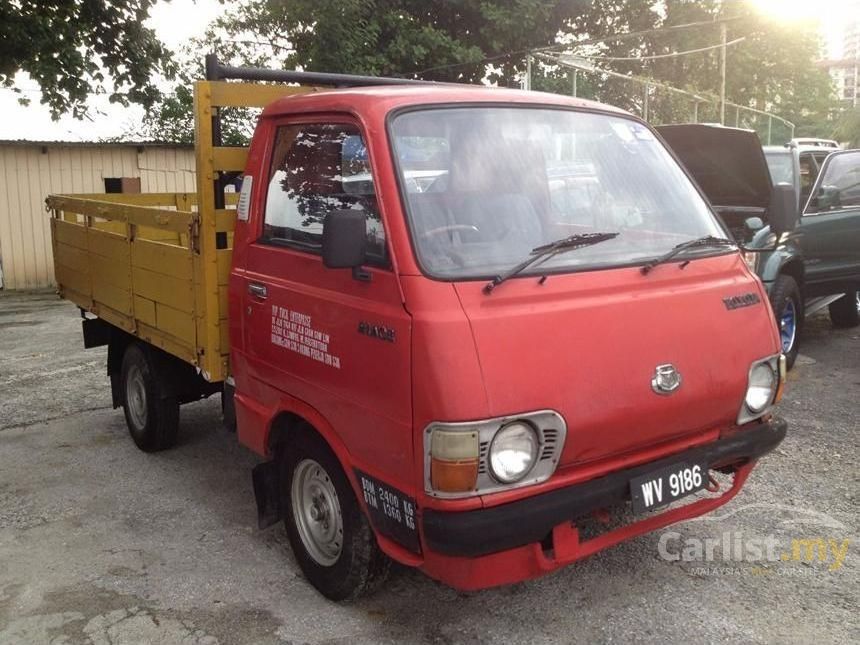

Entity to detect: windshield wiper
[483,232,619,294]
[640,235,736,275]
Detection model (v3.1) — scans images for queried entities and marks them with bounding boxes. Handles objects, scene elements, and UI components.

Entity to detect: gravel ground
[0,290,857,644]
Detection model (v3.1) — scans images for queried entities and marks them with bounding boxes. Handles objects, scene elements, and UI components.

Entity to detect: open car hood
[657,124,773,209]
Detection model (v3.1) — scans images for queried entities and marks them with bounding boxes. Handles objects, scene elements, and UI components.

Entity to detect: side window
[805,152,860,213]
[799,154,816,203]
[261,122,387,265]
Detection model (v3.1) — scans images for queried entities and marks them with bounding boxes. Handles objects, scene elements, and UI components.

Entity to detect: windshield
[389,107,725,279]
[765,151,796,186]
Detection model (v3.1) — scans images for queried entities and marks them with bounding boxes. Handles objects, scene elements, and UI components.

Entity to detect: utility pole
[643,85,649,121]
[525,53,533,91]
[719,22,727,125]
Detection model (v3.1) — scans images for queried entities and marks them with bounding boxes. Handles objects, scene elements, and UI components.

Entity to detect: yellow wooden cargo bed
[47,81,316,383]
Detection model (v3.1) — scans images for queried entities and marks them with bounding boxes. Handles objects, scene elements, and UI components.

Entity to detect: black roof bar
[204,53,433,87]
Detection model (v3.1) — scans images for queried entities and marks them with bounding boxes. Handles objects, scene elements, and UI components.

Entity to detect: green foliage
[142,0,595,143]
[552,0,838,140]
[213,0,591,84]
[141,0,838,143]
[0,0,174,119]
[833,108,860,147]
[137,62,256,145]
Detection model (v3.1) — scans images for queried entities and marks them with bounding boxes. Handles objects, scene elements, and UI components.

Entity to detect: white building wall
[0,144,196,290]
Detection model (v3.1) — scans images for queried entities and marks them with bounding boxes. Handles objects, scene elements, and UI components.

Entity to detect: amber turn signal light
[428,428,480,493]
[774,354,787,404]
[430,457,479,493]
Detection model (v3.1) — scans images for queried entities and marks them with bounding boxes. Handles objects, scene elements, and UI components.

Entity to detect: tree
[596,0,837,138]
[141,0,600,142]
[208,0,591,85]
[140,0,837,143]
[137,61,256,145]
[0,0,174,118]
[833,107,860,147]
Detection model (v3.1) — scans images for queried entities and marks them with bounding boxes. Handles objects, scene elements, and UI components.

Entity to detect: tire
[768,275,802,370]
[280,430,390,601]
[120,343,180,452]
[828,290,860,328]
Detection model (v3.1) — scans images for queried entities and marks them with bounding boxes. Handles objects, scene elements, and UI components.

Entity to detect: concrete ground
[0,289,857,644]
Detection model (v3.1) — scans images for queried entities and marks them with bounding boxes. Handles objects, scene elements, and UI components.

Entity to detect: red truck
[48,59,787,600]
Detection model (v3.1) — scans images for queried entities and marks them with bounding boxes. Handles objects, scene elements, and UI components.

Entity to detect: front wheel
[120,344,180,452]
[828,290,860,328]
[281,431,390,601]
[768,275,802,370]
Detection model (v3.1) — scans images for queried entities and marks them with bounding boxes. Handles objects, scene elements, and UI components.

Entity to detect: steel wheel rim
[291,458,344,566]
[855,291,860,314]
[780,299,797,353]
[125,364,147,429]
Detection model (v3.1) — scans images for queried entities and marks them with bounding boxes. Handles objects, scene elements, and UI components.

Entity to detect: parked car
[47,61,788,600]
[788,137,840,150]
[765,143,838,209]
[658,124,860,367]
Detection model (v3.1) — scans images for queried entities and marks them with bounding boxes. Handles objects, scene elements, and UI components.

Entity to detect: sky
[0,0,224,142]
[0,0,854,142]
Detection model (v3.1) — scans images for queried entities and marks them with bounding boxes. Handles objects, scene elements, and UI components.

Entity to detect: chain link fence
[528,53,795,145]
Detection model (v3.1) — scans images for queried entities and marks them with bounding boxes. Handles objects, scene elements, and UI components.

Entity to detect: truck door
[240,118,413,482]
[799,150,860,295]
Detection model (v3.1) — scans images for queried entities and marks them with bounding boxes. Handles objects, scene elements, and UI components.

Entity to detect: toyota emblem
[651,364,682,395]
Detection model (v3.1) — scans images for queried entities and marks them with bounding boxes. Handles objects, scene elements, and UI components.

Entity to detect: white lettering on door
[270,305,341,369]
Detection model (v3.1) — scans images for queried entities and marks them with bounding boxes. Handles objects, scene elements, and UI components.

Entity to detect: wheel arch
[251,401,364,533]
[778,258,805,293]
[265,403,356,490]
[760,250,805,293]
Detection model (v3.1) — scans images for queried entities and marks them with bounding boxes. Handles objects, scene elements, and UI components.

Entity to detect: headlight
[745,363,776,413]
[424,411,566,498]
[738,356,783,424]
[488,422,539,483]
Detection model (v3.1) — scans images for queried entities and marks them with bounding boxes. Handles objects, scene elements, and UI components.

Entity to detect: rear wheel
[768,275,802,370]
[280,430,390,601]
[828,290,860,328]
[120,344,179,452]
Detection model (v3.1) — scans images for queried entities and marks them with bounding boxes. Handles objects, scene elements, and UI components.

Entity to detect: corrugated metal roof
[0,139,192,148]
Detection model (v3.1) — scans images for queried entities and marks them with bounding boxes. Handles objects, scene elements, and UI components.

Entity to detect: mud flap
[252,461,281,529]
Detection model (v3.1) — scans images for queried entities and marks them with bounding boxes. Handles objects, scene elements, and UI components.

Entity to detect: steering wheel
[420,224,480,239]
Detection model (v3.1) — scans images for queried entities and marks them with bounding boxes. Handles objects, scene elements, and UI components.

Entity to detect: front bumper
[423,417,786,559]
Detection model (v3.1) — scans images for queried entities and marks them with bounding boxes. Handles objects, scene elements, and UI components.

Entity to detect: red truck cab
[227,83,787,599]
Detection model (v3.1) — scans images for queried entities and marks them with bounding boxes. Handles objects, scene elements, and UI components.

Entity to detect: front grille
[541,428,558,460]
[478,441,489,474]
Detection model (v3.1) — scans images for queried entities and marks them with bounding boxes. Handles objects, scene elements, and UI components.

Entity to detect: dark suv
[658,124,860,368]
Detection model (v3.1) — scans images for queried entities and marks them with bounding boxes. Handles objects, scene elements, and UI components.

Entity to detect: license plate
[354,470,420,554]
[630,461,708,513]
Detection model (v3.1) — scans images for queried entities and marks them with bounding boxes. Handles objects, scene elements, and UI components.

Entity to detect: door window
[805,151,860,213]
[261,123,387,264]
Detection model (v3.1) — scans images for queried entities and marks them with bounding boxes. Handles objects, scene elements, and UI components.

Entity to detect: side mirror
[744,217,764,232]
[768,183,798,237]
[815,185,840,211]
[321,209,367,269]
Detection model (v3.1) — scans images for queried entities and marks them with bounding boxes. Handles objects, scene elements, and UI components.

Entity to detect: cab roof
[260,84,630,120]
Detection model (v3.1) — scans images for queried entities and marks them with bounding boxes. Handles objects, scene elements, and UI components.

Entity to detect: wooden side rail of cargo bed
[46,192,234,379]
[47,79,318,382]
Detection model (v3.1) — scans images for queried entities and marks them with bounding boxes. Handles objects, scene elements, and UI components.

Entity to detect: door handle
[248,282,268,299]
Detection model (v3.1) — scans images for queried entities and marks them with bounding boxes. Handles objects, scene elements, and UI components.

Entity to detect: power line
[221,38,293,53]
[577,36,746,62]
[409,15,747,77]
